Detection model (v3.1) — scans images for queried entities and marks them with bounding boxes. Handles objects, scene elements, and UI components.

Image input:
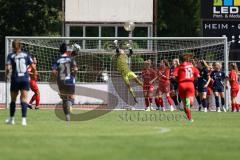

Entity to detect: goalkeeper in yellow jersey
[112,40,143,103]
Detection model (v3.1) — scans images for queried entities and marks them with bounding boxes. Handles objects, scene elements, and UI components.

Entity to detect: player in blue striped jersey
[52,43,78,121]
[210,62,226,112]
[5,40,35,126]
[197,60,211,112]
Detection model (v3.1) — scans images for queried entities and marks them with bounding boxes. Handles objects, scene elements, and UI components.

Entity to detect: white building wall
[65,0,153,23]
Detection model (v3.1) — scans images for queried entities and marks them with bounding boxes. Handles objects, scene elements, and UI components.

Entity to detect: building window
[86,27,99,49]
[102,27,115,37]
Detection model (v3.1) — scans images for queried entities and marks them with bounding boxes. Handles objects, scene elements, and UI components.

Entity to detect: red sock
[236,104,239,111]
[155,98,160,107]
[36,95,40,106]
[29,95,36,104]
[158,97,164,107]
[149,97,152,104]
[145,97,150,107]
[166,96,174,106]
[184,107,192,120]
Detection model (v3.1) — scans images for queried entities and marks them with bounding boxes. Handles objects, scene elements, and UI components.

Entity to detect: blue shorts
[10,80,30,92]
[212,86,224,93]
[57,80,75,96]
[198,87,208,93]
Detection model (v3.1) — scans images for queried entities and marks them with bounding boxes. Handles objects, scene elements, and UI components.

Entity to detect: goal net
[4,37,229,110]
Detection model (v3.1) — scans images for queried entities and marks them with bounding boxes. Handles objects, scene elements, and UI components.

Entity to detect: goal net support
[4,37,229,110]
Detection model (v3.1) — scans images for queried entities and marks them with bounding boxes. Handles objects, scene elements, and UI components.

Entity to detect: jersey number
[60,63,71,80]
[185,68,193,79]
[15,58,26,76]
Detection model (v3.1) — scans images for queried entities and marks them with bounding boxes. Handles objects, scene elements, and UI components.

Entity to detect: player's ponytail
[230,63,239,74]
[163,59,170,68]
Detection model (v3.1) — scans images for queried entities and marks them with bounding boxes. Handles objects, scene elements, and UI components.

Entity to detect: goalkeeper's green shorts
[123,71,137,85]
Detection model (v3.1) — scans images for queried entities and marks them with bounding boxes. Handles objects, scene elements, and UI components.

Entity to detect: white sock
[66,114,70,121]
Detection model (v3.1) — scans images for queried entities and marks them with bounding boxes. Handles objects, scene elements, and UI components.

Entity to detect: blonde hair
[144,59,152,65]
[214,62,222,69]
[173,58,180,66]
[230,63,239,74]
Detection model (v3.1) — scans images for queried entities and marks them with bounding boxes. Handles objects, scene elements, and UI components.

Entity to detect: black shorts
[212,86,224,93]
[10,80,30,92]
[170,80,178,90]
[57,80,75,96]
[198,87,208,93]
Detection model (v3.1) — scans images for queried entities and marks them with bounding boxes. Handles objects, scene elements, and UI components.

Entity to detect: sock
[158,97,164,107]
[129,88,136,98]
[155,98,160,107]
[63,100,72,116]
[36,95,40,106]
[221,97,225,106]
[184,98,192,120]
[215,96,220,108]
[172,95,179,106]
[196,95,201,106]
[202,99,207,108]
[21,102,28,118]
[10,101,16,117]
[184,107,192,120]
[29,95,36,104]
[178,96,182,103]
[145,97,150,107]
[232,103,236,112]
[149,97,152,104]
[236,104,240,111]
[166,96,174,106]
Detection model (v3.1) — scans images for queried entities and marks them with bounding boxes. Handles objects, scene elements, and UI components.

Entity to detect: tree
[0,0,62,69]
[157,0,200,37]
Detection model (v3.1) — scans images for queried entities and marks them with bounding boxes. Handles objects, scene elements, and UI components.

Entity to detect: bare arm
[71,66,78,76]
[204,76,211,88]
[5,64,11,81]
[150,76,158,84]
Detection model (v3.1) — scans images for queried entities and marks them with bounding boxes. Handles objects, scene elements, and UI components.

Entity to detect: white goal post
[4,36,230,110]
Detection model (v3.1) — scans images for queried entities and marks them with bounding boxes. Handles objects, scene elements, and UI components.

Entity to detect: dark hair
[163,59,170,68]
[60,43,67,53]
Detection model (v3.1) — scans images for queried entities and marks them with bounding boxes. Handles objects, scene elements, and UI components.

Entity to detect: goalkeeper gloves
[127,43,133,57]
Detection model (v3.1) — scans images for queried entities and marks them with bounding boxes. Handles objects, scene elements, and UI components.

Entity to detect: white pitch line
[158,127,171,134]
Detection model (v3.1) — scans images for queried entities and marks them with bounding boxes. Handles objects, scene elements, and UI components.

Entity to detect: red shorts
[30,80,39,92]
[231,88,239,98]
[207,87,212,96]
[178,82,195,99]
[158,83,170,93]
[143,84,154,92]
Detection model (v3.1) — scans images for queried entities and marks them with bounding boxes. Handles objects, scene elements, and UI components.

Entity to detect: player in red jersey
[142,60,156,111]
[227,63,239,112]
[152,59,175,111]
[173,53,199,122]
[28,56,40,109]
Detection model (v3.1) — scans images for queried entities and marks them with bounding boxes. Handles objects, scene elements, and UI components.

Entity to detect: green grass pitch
[0,109,240,160]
